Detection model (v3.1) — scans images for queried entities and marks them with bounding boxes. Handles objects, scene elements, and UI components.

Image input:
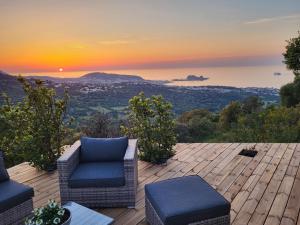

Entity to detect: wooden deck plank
[248,143,296,225]
[203,144,253,187]
[280,165,300,225]
[223,143,272,202]
[229,143,281,222]
[7,143,300,225]
[231,143,285,225]
[263,143,300,225]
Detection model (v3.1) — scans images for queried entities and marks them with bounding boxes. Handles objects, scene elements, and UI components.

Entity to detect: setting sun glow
[0,0,299,74]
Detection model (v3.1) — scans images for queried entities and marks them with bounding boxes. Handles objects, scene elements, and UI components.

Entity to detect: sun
[59,68,63,72]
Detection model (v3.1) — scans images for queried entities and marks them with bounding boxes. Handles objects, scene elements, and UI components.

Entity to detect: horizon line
[2,54,284,75]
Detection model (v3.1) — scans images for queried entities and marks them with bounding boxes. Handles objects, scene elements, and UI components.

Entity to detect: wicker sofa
[0,151,34,225]
[57,137,138,208]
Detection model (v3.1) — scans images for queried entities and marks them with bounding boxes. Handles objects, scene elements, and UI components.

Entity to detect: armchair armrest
[57,140,81,180]
[124,139,138,191]
[124,139,138,161]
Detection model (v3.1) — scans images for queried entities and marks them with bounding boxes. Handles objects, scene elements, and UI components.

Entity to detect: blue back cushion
[80,137,128,162]
[0,151,10,182]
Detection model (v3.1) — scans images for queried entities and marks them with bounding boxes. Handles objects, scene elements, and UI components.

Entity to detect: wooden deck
[7,143,300,225]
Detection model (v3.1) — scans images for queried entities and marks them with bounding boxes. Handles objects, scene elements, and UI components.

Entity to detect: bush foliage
[122,92,176,164]
[177,96,300,143]
[81,112,121,138]
[0,77,70,170]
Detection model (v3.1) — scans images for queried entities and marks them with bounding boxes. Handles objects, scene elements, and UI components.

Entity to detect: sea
[23,65,294,89]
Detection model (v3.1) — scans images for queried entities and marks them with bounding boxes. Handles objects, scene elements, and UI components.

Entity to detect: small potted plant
[25,200,71,225]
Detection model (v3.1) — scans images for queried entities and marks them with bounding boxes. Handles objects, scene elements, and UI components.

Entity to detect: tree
[19,78,70,170]
[227,111,263,142]
[263,106,300,142]
[218,103,300,143]
[187,116,216,140]
[175,123,191,142]
[242,96,264,114]
[122,92,176,164]
[283,31,300,77]
[0,77,70,170]
[177,109,217,142]
[281,32,300,107]
[178,109,213,123]
[219,101,242,130]
[280,77,300,107]
[82,112,121,138]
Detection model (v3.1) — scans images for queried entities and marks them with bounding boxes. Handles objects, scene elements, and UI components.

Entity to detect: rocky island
[173,75,209,81]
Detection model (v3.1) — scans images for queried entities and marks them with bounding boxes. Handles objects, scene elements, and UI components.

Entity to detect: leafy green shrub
[0,77,70,170]
[122,92,176,164]
[0,95,31,166]
[20,78,70,170]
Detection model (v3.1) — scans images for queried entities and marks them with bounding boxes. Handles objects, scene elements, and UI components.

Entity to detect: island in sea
[273,72,282,76]
[172,75,209,82]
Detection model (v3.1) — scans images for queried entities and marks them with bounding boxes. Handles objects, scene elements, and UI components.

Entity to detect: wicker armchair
[0,151,34,225]
[57,138,138,208]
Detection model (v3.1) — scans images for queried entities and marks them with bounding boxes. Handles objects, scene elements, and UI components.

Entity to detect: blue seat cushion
[145,175,230,225]
[80,137,128,162]
[0,180,34,213]
[69,162,125,188]
[0,151,9,182]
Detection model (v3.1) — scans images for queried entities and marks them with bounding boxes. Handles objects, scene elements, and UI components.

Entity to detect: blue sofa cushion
[145,175,230,225]
[0,180,34,213]
[69,162,125,188]
[80,137,128,162]
[0,151,9,182]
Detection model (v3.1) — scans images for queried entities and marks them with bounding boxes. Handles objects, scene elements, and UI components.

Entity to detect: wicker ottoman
[145,175,230,225]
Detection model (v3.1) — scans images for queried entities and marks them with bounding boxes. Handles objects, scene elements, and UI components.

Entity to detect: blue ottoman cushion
[145,175,230,225]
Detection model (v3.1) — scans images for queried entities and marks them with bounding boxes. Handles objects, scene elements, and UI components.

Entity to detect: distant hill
[81,72,143,82]
[0,70,17,81]
[27,72,144,83]
[0,71,24,102]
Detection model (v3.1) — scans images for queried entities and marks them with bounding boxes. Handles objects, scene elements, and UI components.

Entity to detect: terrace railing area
[7,143,300,225]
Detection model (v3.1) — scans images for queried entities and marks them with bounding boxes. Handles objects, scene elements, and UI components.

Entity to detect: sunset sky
[0,0,299,74]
